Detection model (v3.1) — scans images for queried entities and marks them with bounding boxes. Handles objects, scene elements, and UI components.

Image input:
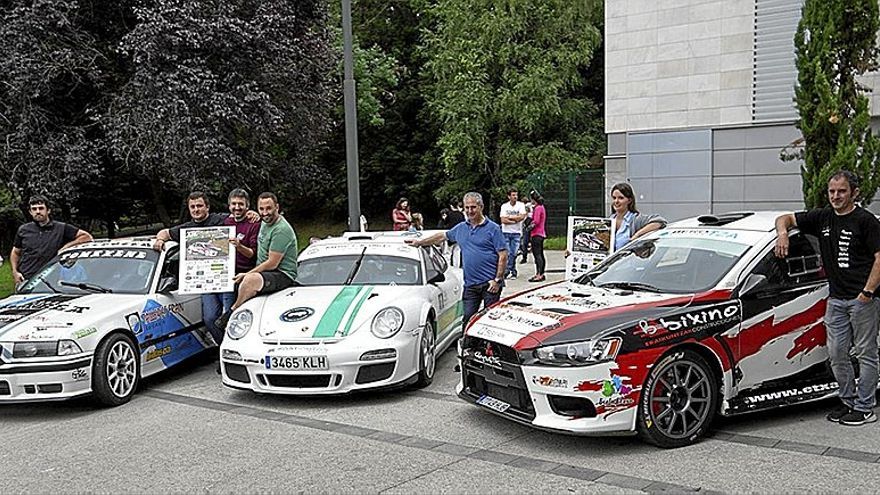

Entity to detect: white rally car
[0,238,213,406]
[220,231,464,394]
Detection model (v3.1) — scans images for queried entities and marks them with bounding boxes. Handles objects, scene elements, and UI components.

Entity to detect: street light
[341,0,361,232]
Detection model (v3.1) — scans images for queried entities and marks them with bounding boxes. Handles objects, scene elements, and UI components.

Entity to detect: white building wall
[606,0,754,133]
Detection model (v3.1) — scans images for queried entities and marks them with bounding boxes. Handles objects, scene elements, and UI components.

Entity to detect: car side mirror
[157,276,178,293]
[739,273,768,297]
[428,272,445,284]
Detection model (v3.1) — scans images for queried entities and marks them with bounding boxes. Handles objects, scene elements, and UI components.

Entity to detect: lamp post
[341,0,361,232]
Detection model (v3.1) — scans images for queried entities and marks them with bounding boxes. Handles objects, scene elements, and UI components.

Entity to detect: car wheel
[91,333,140,407]
[414,319,437,388]
[637,349,717,448]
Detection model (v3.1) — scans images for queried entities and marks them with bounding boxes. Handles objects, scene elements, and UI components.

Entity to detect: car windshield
[576,235,752,293]
[19,248,160,295]
[297,254,422,286]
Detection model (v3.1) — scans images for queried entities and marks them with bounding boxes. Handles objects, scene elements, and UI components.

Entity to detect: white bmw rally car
[221,232,464,394]
[0,238,213,406]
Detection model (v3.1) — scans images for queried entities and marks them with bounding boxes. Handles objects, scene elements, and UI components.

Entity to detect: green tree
[789,0,880,207]
[422,0,605,206]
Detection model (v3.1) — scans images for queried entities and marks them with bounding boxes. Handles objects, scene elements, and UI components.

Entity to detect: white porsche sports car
[220,231,464,394]
[0,238,214,406]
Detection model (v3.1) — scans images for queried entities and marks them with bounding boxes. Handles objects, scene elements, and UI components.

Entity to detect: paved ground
[4,251,880,493]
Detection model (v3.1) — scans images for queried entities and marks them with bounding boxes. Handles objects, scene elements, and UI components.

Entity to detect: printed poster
[565,216,615,280]
[180,226,235,294]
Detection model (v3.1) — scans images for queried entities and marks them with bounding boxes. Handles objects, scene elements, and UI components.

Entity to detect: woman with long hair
[392,197,412,231]
[528,190,547,282]
[610,183,666,251]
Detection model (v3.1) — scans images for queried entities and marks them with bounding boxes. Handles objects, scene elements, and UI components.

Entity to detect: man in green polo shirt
[215,192,298,330]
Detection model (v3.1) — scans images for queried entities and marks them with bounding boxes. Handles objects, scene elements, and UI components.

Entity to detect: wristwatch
[493,277,503,283]
[861,289,874,299]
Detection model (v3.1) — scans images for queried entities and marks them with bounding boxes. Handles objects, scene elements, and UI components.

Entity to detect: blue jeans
[503,233,521,276]
[202,292,234,345]
[462,282,502,329]
[824,297,880,412]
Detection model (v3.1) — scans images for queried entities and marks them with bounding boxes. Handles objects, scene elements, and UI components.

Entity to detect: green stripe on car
[341,286,373,336]
[312,287,363,338]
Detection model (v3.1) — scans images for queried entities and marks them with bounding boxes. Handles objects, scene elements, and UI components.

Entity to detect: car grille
[264,374,332,388]
[355,363,395,384]
[224,363,250,384]
[0,381,9,395]
[460,338,535,421]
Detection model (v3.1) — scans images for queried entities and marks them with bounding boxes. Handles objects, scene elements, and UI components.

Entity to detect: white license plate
[265,355,329,370]
[476,394,510,413]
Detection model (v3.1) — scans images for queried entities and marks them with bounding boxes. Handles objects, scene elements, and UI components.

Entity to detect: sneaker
[528,275,546,283]
[506,272,517,280]
[826,404,851,423]
[214,311,231,333]
[840,410,877,426]
[519,257,528,264]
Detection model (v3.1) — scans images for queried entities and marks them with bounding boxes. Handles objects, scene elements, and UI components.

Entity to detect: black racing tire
[91,333,140,407]
[637,349,718,448]
[414,319,437,388]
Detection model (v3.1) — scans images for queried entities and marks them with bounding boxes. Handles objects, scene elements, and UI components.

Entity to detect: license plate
[476,394,511,413]
[265,355,329,370]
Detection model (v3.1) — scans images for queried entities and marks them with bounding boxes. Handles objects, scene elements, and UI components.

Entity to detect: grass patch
[294,220,350,251]
[543,236,566,250]
[0,262,13,298]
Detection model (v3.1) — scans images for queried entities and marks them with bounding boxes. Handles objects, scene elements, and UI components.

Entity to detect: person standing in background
[11,195,93,285]
[610,183,667,251]
[392,198,412,231]
[528,191,547,282]
[499,188,527,279]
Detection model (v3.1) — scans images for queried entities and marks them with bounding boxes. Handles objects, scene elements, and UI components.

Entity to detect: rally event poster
[179,226,235,294]
[565,216,615,280]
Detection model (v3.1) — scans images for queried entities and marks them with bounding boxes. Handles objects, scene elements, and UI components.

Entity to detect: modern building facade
[604,0,880,219]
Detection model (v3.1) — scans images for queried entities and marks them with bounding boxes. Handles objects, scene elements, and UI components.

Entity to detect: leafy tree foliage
[789,0,880,207]
[104,0,336,200]
[422,0,604,205]
[1,0,336,228]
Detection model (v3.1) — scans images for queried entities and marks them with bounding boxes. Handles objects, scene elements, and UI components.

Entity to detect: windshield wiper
[60,281,113,293]
[344,247,368,286]
[597,281,662,293]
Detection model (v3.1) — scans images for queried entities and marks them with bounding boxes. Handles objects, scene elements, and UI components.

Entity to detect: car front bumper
[0,353,93,403]
[456,339,639,436]
[220,329,423,395]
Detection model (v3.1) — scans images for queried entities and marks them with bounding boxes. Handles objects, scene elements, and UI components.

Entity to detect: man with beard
[214,192,299,331]
[11,195,93,286]
[153,191,258,344]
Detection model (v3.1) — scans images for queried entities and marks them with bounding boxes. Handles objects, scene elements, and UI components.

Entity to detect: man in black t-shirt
[775,170,880,426]
[10,195,93,285]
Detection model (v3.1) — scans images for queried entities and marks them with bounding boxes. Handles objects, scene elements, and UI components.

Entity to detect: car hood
[257,285,407,341]
[0,293,142,341]
[466,281,723,349]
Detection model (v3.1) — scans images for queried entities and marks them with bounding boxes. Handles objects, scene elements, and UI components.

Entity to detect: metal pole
[342,0,361,231]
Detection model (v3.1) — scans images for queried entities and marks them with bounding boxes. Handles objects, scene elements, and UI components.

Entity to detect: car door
[422,246,462,340]
[729,232,832,410]
[138,246,210,375]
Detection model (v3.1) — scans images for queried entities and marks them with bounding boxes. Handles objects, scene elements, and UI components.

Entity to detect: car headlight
[371,307,404,339]
[531,338,622,367]
[12,340,82,358]
[227,310,253,340]
[57,340,83,356]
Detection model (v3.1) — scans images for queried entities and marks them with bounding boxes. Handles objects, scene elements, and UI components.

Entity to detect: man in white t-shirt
[499,188,527,279]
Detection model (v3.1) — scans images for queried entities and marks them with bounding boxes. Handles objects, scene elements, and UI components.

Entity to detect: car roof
[666,211,785,232]
[301,231,428,260]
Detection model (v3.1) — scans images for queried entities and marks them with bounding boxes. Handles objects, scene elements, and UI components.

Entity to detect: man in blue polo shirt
[408,191,508,327]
